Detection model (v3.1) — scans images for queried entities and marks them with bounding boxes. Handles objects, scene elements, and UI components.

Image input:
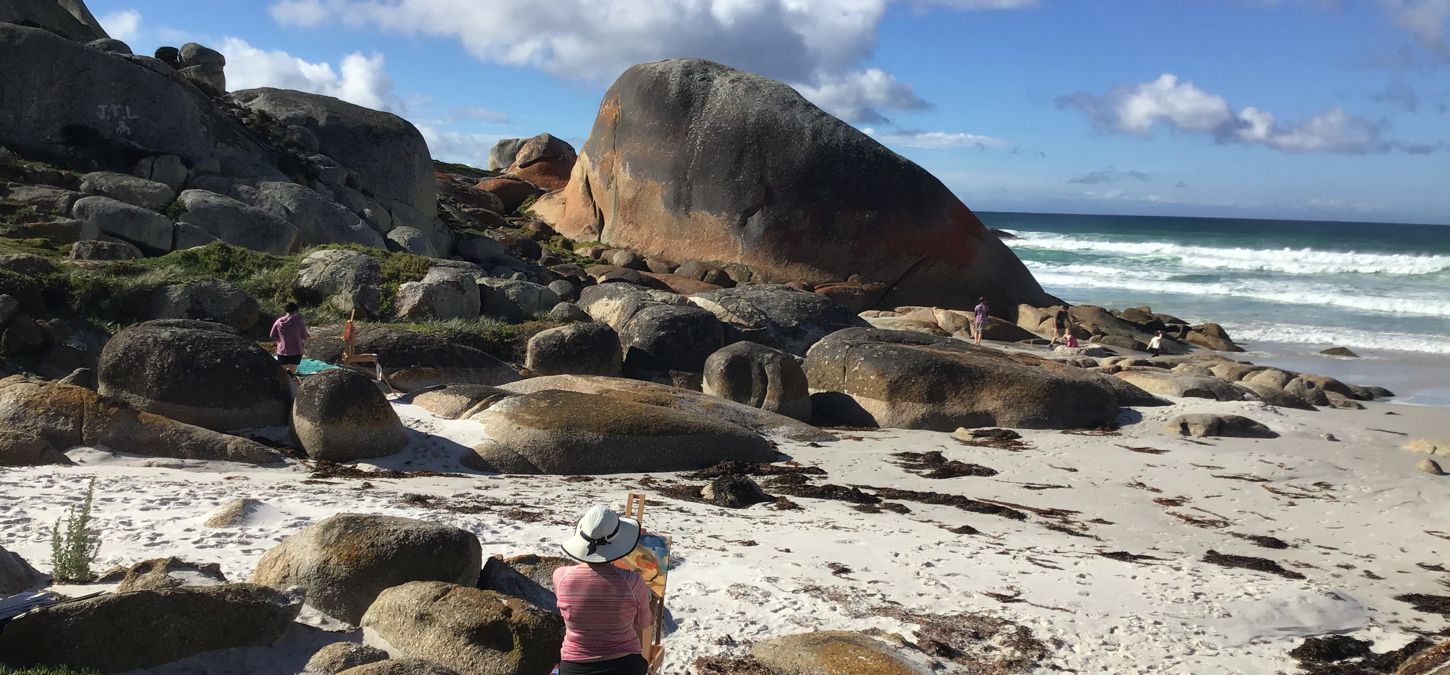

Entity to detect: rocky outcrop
[175,189,299,255]
[752,631,929,675]
[617,303,723,374]
[1166,413,1277,439]
[409,384,511,419]
[689,285,867,356]
[466,389,776,474]
[233,88,437,222]
[1112,371,1248,402]
[251,181,387,249]
[551,59,1052,310]
[110,557,228,592]
[504,132,576,192]
[1185,323,1244,352]
[0,583,301,673]
[703,341,811,422]
[306,324,522,392]
[0,374,281,463]
[306,643,391,674]
[394,266,481,322]
[524,322,622,377]
[249,513,482,625]
[0,0,109,42]
[295,249,384,318]
[576,282,687,332]
[292,368,409,461]
[804,328,1126,430]
[480,278,559,323]
[79,171,174,210]
[72,195,174,253]
[148,279,260,332]
[97,320,292,432]
[0,544,47,595]
[360,582,564,675]
[0,429,71,466]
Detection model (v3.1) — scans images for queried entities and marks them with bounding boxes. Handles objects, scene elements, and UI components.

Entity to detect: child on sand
[269,302,308,379]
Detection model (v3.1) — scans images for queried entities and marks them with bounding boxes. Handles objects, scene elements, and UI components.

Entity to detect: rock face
[292,368,408,461]
[0,583,301,673]
[1166,413,1278,439]
[690,285,868,356]
[176,189,299,255]
[233,88,437,222]
[480,278,559,323]
[295,249,384,318]
[0,0,109,42]
[552,59,1052,310]
[97,320,292,432]
[360,582,564,675]
[250,514,482,625]
[72,195,174,253]
[524,322,622,376]
[752,631,928,675]
[618,303,723,373]
[0,374,281,463]
[149,279,260,332]
[804,328,1125,430]
[395,266,481,322]
[0,544,47,595]
[79,171,175,211]
[505,132,577,192]
[306,324,521,393]
[703,341,811,422]
[252,181,386,249]
[467,389,777,474]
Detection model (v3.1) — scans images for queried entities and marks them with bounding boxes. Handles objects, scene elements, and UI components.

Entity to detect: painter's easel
[622,492,668,674]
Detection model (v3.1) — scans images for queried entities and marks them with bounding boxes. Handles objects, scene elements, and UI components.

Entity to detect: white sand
[2,394,1447,674]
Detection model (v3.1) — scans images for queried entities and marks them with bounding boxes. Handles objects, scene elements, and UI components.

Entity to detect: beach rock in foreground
[339,660,461,675]
[109,557,228,592]
[752,630,930,675]
[689,285,867,356]
[293,368,408,461]
[1407,439,1450,457]
[249,513,482,625]
[0,375,281,463]
[803,328,1125,431]
[703,341,812,422]
[1113,371,1248,402]
[97,320,293,432]
[0,544,46,595]
[552,58,1052,310]
[0,583,300,673]
[409,384,512,420]
[306,643,390,674]
[306,324,521,392]
[499,374,833,442]
[1166,413,1278,439]
[360,582,563,675]
[0,429,71,466]
[466,389,776,474]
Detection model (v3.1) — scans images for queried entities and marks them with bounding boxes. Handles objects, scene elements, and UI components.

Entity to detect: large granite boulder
[0,375,280,463]
[1112,370,1248,402]
[249,513,482,625]
[0,0,109,42]
[803,328,1125,430]
[306,324,521,392]
[524,322,622,376]
[148,279,260,332]
[306,643,390,674]
[79,171,175,211]
[97,320,292,432]
[360,582,563,675]
[0,583,301,673]
[0,544,46,596]
[408,384,511,420]
[175,189,299,254]
[0,429,71,466]
[292,368,408,461]
[618,303,723,373]
[467,389,777,473]
[295,248,384,318]
[689,285,868,356]
[111,557,228,593]
[71,195,174,253]
[251,181,386,249]
[488,137,528,171]
[576,282,687,332]
[1186,322,1244,352]
[703,341,811,422]
[499,374,832,442]
[505,132,576,192]
[234,88,437,222]
[752,631,929,675]
[395,266,482,322]
[0,23,274,174]
[551,59,1052,310]
[479,278,559,323]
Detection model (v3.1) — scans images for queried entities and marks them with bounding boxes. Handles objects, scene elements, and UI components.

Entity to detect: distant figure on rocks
[554,504,652,675]
[972,297,989,345]
[1148,330,1165,357]
[269,302,309,380]
[1065,332,1080,348]
[1050,307,1071,347]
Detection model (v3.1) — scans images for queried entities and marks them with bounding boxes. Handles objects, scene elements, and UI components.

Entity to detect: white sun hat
[561,504,641,564]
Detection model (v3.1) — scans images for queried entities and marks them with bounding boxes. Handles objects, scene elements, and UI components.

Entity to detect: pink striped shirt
[553,563,652,663]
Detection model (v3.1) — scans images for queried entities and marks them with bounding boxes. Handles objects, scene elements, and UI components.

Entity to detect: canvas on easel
[614,492,670,673]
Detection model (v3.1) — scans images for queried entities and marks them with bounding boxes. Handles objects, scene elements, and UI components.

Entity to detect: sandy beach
[3,375,1446,674]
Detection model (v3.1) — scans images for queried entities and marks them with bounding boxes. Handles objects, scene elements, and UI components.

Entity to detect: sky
[82,0,1450,225]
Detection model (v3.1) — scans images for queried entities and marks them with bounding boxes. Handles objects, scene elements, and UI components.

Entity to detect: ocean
[981,211,1450,405]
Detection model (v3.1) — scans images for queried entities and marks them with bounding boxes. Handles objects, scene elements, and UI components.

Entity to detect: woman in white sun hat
[552,504,653,675]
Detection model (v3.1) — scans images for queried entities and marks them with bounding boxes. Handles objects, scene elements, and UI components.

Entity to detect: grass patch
[0,666,102,675]
[433,159,496,182]
[396,317,559,362]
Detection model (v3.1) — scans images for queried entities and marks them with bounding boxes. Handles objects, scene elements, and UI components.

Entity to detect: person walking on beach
[1148,330,1165,357]
[554,504,653,675]
[269,302,308,379]
[972,297,989,345]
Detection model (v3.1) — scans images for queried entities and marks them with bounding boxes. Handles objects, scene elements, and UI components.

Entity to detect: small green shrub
[49,477,100,583]
[397,317,560,363]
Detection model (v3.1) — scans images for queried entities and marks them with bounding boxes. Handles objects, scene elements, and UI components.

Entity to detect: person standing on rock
[1148,330,1165,357]
[269,302,309,380]
[972,297,989,345]
[554,504,653,675]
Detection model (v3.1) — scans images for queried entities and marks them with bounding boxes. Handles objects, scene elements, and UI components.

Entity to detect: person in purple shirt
[269,302,309,379]
[972,297,988,345]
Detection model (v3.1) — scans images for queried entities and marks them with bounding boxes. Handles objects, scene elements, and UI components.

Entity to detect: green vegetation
[49,478,100,583]
[433,159,496,182]
[396,317,560,362]
[0,666,102,675]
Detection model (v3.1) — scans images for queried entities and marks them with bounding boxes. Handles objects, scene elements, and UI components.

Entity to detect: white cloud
[449,106,511,125]
[1057,73,1430,154]
[1382,0,1450,59]
[416,124,508,164]
[220,37,400,112]
[100,9,141,43]
[1068,167,1149,184]
[864,127,1005,149]
[265,0,1037,123]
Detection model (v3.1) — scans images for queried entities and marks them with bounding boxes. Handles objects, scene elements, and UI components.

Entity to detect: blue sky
[85,0,1450,224]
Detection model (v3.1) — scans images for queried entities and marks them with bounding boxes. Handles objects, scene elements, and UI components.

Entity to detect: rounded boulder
[97,320,292,432]
[524,322,622,377]
[703,341,811,422]
[292,368,408,461]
